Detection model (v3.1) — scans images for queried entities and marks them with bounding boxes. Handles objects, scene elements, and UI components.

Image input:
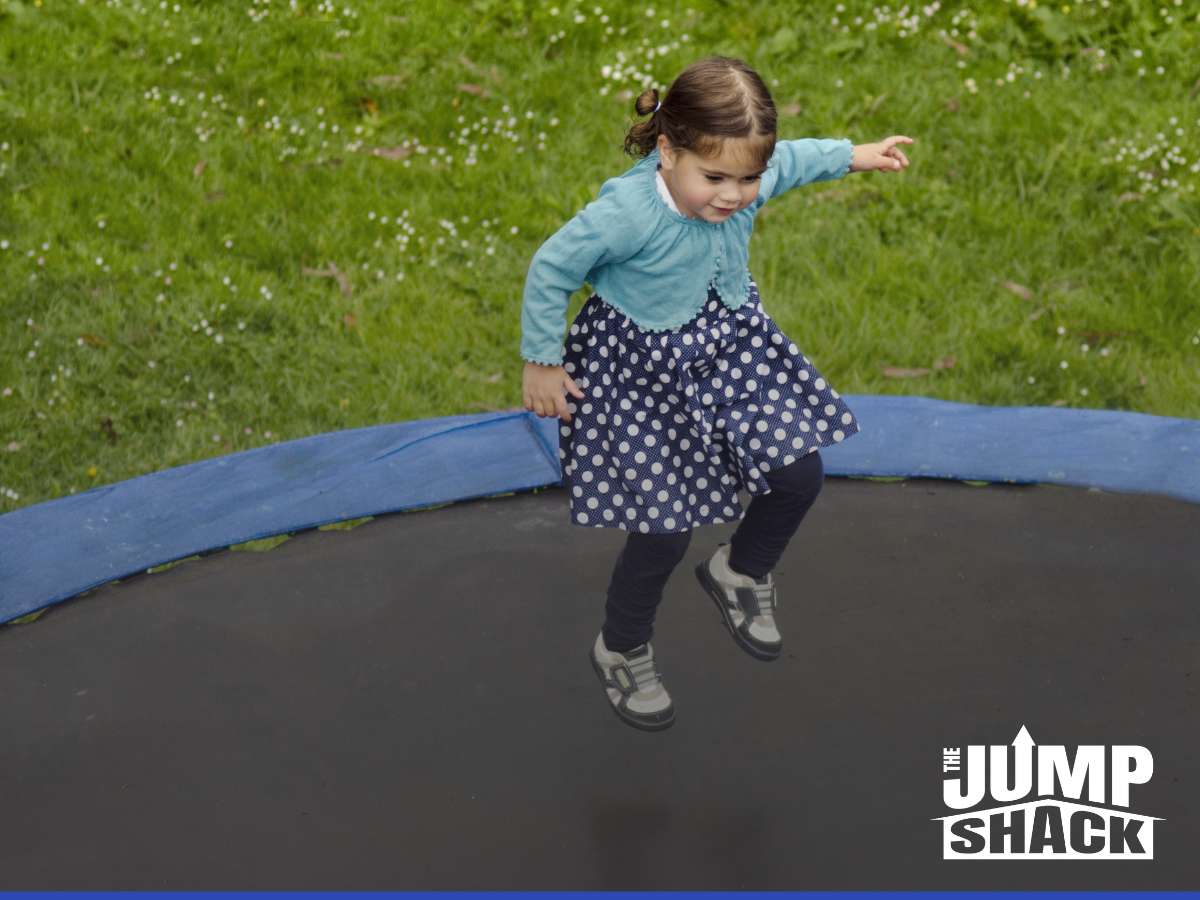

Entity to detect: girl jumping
[520,55,913,731]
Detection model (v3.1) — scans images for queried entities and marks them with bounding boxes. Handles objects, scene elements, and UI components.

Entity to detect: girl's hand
[523,362,585,424]
[851,136,914,173]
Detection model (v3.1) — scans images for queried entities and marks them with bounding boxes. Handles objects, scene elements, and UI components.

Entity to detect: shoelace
[621,652,662,691]
[749,578,778,615]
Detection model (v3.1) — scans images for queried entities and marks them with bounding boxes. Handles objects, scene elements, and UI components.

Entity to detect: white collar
[654,165,682,215]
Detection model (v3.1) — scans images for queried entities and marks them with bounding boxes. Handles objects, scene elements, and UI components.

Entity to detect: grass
[1,0,1198,516]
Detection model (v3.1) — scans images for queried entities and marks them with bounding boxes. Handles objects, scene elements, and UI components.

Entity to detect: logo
[934,725,1161,859]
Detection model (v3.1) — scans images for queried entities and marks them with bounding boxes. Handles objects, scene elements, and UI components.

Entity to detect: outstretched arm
[757,138,854,205]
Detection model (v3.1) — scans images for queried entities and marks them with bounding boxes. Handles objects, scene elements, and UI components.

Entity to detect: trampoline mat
[1,478,1196,889]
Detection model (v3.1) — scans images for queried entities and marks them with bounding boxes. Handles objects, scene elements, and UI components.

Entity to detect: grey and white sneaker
[694,542,782,661]
[589,631,675,731]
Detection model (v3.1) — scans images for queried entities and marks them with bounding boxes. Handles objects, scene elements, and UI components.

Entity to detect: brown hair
[622,55,778,172]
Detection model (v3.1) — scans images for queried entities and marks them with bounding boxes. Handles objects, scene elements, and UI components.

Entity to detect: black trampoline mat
[2,478,1197,890]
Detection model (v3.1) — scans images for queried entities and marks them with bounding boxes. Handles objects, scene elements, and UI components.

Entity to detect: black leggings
[601,449,825,653]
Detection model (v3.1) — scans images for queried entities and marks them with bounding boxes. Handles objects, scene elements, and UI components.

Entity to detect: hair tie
[652,99,662,114]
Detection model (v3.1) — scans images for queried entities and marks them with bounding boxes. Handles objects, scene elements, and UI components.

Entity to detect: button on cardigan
[519,137,853,367]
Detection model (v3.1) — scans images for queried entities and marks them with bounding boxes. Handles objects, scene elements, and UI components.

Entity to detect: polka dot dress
[559,277,861,533]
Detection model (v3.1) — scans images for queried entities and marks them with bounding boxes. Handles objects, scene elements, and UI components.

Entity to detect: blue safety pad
[2,395,1198,623]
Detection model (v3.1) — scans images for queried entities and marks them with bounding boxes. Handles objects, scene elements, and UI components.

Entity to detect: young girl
[520,55,912,732]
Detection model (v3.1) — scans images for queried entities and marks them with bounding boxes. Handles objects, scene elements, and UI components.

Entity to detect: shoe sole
[694,562,782,661]
[588,649,675,731]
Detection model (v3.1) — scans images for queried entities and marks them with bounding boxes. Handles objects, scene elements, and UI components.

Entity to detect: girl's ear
[657,134,674,169]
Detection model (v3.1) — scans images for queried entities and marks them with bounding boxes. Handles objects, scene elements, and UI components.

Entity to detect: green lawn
[1,0,1197,514]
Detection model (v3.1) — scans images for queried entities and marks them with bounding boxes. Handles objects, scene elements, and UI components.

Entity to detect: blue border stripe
[1,396,1197,624]
[0,892,1197,898]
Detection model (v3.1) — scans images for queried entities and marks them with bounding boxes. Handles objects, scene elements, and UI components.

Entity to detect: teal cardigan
[520,137,854,367]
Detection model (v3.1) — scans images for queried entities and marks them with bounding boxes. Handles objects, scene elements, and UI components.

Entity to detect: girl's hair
[622,55,778,172]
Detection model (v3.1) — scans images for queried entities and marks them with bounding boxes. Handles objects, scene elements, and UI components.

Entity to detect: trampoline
[1,394,1197,890]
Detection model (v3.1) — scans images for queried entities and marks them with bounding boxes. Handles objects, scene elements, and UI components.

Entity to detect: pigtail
[622,88,662,159]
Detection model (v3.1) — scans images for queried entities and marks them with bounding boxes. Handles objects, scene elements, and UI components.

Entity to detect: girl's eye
[705,175,761,183]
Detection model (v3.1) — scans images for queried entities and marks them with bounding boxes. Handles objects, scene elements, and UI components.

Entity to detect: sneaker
[694,542,782,661]
[589,631,675,731]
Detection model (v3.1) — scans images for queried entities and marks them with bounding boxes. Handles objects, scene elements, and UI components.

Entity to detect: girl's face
[656,134,767,223]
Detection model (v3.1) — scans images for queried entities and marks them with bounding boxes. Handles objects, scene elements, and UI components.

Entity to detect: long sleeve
[756,138,853,207]
[520,190,641,367]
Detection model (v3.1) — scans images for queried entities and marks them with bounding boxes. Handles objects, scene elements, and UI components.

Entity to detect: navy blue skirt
[558,277,862,534]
